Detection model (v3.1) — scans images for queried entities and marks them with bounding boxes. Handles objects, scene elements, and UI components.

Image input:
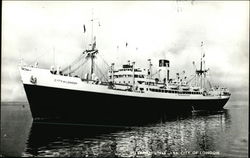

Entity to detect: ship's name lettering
[54,79,77,84]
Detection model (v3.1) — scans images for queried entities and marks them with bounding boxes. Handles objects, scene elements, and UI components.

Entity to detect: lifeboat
[192,87,200,91]
[169,84,178,90]
[180,86,190,90]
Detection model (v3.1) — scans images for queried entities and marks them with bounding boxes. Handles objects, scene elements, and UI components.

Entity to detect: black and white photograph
[1,1,249,157]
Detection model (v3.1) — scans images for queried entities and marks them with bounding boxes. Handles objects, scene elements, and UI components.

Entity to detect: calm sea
[1,102,248,157]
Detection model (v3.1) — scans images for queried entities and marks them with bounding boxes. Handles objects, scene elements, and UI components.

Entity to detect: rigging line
[67,58,89,75]
[62,58,84,73]
[98,53,110,68]
[95,67,109,82]
[94,58,110,79]
[186,75,196,84]
[61,53,87,72]
[205,71,213,89]
[74,57,88,70]
[151,70,161,77]
[73,55,83,76]
[80,57,86,79]
[63,55,87,74]
[207,80,212,88]
[94,64,109,82]
[81,57,92,71]
[208,71,215,88]
[27,50,50,66]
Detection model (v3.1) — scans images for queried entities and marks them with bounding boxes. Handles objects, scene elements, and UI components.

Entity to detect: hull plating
[23,84,229,125]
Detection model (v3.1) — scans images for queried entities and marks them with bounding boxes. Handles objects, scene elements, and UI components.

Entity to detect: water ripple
[1,103,248,157]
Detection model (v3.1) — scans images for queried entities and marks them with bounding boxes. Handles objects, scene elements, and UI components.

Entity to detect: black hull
[23,84,229,125]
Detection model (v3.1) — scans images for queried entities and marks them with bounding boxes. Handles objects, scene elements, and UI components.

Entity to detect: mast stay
[60,10,110,82]
[187,41,211,90]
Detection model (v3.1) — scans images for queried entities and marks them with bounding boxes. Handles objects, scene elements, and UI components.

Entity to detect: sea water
[1,102,248,157]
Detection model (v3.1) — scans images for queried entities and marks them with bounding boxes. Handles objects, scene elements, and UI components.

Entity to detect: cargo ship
[19,22,230,125]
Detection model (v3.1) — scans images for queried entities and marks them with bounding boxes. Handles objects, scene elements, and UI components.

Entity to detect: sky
[1,1,249,106]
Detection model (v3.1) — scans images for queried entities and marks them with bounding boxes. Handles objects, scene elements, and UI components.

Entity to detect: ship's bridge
[108,64,150,85]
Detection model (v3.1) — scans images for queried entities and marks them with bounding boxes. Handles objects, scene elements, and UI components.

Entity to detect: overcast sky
[1,1,249,106]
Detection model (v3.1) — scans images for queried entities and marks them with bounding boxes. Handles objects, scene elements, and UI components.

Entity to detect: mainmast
[91,9,94,46]
[200,41,203,89]
[84,9,99,80]
[188,42,212,90]
[90,9,95,80]
[196,41,207,89]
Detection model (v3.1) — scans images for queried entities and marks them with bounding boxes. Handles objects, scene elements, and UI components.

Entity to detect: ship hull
[23,84,230,125]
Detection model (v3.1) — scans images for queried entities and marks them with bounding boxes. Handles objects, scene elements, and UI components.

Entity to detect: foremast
[83,37,98,80]
[195,41,209,90]
[86,10,98,80]
[60,10,108,81]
